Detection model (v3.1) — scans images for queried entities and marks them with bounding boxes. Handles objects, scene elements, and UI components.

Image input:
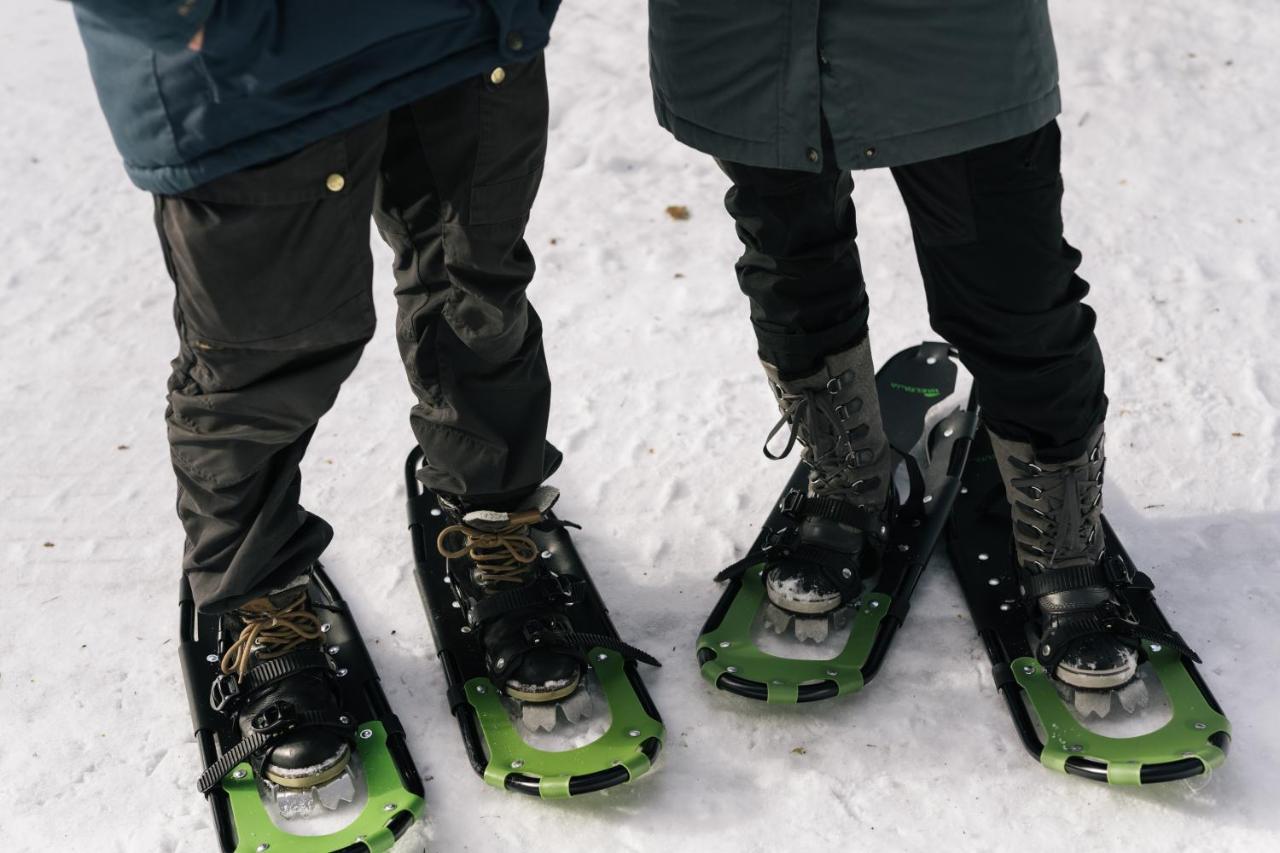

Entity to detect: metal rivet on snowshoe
[977,553,989,561]
[232,769,247,779]
[960,486,969,494]
[841,568,853,579]
[256,845,269,852]
[1022,665,1035,675]
[320,623,331,633]
[511,759,524,769]
[1042,645,1051,655]
[451,600,461,608]
[1150,643,1163,652]
[898,544,910,552]
[339,715,350,724]
[926,355,938,365]
[999,603,1011,611]
[461,625,472,633]
[826,669,838,677]
[629,729,641,737]
[597,653,608,661]
[719,641,731,648]
[430,508,442,517]
[987,578,999,586]
[327,645,339,655]
[1066,744,1083,753]
[1193,722,1208,730]
[495,657,506,669]
[475,685,486,694]
[943,428,954,437]
[923,495,933,503]
[205,653,219,663]
[359,728,373,739]
[384,803,397,812]
[541,550,552,559]
[336,667,349,677]
[726,666,738,673]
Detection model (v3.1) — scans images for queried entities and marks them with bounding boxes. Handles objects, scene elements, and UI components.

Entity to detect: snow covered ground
[3,1,1279,851]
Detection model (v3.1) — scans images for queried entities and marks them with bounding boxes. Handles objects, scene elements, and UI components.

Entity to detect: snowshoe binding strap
[197,703,356,794]
[210,647,334,712]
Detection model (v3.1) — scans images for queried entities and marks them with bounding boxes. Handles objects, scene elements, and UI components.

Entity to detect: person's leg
[716,127,868,379]
[374,56,582,709]
[892,121,1134,698]
[156,117,387,614]
[374,55,559,510]
[715,128,891,630]
[891,120,1106,461]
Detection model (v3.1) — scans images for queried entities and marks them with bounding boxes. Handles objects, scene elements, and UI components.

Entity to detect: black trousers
[719,120,1107,461]
[155,57,558,612]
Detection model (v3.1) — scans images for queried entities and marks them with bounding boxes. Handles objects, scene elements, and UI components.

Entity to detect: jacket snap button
[490,66,507,85]
[806,147,819,163]
[506,31,524,51]
[325,173,345,192]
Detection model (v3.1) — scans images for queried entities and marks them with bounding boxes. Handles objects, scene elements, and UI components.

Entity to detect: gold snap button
[490,66,507,85]
[325,173,345,192]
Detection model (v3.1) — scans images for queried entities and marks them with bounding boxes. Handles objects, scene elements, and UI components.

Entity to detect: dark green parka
[649,0,1061,171]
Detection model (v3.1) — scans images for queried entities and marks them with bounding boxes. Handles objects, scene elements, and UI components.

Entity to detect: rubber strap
[196,708,354,794]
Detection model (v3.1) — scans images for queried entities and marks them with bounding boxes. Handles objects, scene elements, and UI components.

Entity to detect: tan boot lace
[436,509,542,588]
[220,589,324,679]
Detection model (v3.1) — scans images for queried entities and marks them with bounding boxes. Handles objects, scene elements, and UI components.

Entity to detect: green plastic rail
[220,721,425,852]
[697,563,889,703]
[1015,641,1231,785]
[467,648,664,798]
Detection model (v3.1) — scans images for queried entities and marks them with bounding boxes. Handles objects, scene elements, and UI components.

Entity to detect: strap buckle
[209,673,241,713]
[250,700,298,735]
[779,488,805,517]
[1103,553,1135,587]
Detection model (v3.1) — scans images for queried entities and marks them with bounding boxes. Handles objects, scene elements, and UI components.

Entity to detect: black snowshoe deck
[946,425,1231,784]
[696,342,978,702]
[405,451,664,798]
[179,568,425,852]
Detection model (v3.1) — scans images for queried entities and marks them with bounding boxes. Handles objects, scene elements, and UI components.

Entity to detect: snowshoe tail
[946,424,1231,785]
[178,569,426,853]
[697,342,978,703]
[405,453,665,798]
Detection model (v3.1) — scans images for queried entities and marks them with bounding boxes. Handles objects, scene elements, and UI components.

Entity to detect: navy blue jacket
[74,1,560,194]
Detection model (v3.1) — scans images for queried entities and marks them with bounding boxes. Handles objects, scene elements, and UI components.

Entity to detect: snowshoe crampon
[947,425,1231,784]
[405,451,665,798]
[697,342,978,702]
[179,569,425,852]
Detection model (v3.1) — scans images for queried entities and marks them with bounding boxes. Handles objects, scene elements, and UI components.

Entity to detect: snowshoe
[697,341,978,702]
[405,453,665,797]
[947,423,1231,784]
[180,567,425,852]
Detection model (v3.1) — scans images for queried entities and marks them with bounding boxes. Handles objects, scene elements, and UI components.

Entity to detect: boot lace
[1006,444,1104,570]
[764,371,877,496]
[220,589,324,679]
[437,510,542,588]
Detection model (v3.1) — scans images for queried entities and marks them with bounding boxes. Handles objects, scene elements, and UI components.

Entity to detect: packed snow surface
[2,1,1279,851]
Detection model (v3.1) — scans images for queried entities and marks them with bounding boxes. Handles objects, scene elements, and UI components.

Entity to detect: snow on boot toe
[765,564,841,616]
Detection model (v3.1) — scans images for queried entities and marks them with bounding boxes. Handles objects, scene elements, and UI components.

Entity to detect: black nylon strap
[237,649,331,697]
[1022,563,1110,600]
[196,709,354,794]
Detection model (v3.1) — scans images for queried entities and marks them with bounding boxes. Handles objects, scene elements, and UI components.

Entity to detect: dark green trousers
[155,57,560,613]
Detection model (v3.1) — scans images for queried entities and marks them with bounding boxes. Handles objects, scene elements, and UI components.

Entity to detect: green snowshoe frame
[697,342,978,703]
[405,450,665,798]
[948,423,1231,784]
[179,570,426,853]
